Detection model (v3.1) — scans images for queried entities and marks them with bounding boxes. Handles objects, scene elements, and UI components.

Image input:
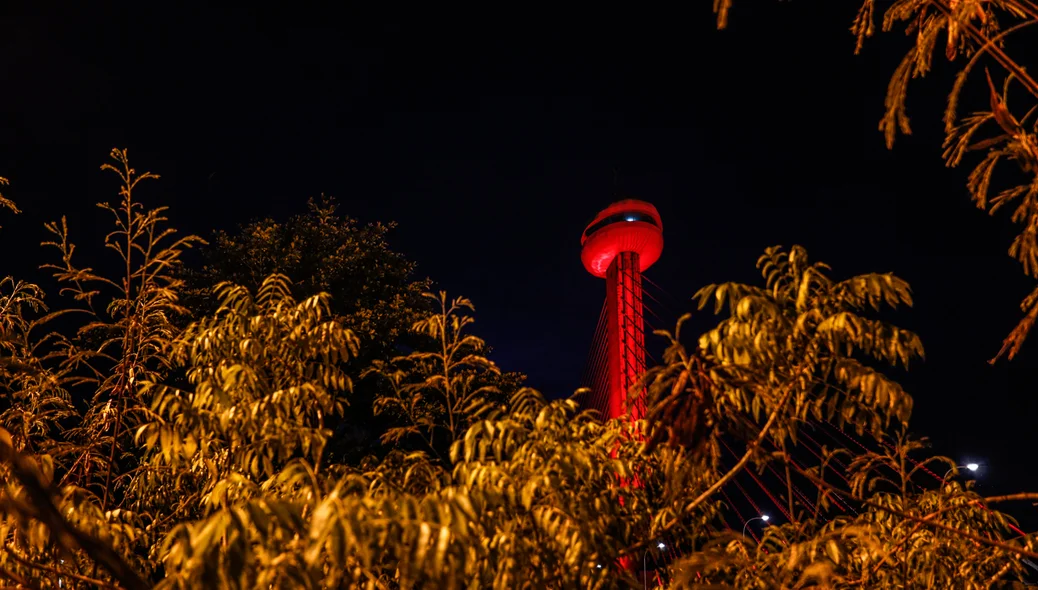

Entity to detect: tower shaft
[604,251,646,421]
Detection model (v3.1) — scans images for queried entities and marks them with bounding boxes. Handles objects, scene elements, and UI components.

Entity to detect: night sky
[2,4,1037,502]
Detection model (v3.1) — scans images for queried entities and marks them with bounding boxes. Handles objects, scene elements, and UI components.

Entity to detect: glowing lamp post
[644,541,667,589]
[580,199,663,421]
[742,514,770,539]
[943,463,980,480]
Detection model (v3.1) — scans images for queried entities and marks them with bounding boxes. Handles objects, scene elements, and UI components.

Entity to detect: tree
[1,151,1036,589]
[145,245,941,589]
[642,245,920,489]
[367,292,523,463]
[644,246,1034,588]
[0,149,201,586]
[179,195,429,360]
[670,435,1034,588]
[179,196,525,465]
[713,1,1038,361]
[181,196,455,464]
[132,274,359,561]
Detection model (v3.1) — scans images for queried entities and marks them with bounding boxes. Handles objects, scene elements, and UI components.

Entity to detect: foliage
[0,149,202,586]
[130,274,359,553]
[0,276,74,455]
[175,195,524,464]
[45,150,202,510]
[153,386,720,589]
[671,435,1034,589]
[367,292,519,462]
[637,246,1038,588]
[713,0,1038,361]
[0,176,17,227]
[179,194,428,358]
[0,149,1034,590]
[642,245,921,471]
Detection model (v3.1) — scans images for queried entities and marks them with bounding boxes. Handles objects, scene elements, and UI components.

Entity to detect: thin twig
[6,547,118,589]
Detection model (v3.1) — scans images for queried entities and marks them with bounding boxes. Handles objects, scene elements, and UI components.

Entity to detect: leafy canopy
[0,151,1033,589]
[180,195,428,358]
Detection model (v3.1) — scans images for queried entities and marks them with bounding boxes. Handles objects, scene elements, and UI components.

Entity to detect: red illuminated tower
[581,199,663,422]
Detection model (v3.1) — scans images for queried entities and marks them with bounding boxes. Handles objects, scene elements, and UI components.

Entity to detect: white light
[761,514,770,522]
[596,564,603,569]
[966,463,979,472]
[625,216,636,222]
[657,542,666,550]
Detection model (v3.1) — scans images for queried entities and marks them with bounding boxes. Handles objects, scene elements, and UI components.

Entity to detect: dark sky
[2,3,1037,501]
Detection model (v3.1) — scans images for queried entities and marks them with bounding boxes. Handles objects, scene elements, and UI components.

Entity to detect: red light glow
[581,198,662,422]
[580,199,663,278]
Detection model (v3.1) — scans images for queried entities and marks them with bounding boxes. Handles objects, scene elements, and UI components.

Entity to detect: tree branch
[929,0,1038,99]
[620,379,798,559]
[680,381,796,516]
[5,548,117,589]
[0,561,38,590]
[0,441,148,590]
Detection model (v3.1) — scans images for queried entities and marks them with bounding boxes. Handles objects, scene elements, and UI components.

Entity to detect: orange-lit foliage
[0,152,1033,589]
[715,0,1038,362]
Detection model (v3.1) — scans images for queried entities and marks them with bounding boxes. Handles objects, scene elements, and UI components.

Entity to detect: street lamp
[742,514,770,539]
[943,463,980,480]
[644,541,666,589]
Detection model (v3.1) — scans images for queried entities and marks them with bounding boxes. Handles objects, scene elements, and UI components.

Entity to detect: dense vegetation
[0,149,1033,589]
[174,195,523,464]
[2,4,1038,587]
